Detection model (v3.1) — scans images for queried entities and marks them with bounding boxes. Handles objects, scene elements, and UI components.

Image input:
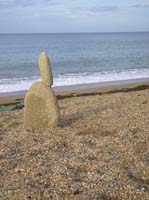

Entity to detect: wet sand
[0,82,149,199]
[0,79,149,106]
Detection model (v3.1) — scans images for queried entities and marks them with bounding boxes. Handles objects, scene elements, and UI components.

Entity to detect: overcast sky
[0,0,149,33]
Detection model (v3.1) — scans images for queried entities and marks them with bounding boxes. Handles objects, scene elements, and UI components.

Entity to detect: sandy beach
[0,82,149,200]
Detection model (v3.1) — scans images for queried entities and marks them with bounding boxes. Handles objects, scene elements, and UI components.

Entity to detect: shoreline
[0,78,149,106]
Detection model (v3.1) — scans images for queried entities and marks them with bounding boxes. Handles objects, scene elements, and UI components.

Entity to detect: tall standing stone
[38,52,53,86]
[24,52,60,129]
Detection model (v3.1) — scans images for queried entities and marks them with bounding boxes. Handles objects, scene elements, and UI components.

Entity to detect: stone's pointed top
[40,51,47,57]
[38,51,53,86]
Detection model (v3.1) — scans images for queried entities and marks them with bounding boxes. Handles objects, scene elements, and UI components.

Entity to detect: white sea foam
[0,68,149,93]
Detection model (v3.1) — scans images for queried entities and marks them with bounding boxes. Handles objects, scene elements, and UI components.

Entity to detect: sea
[0,32,149,93]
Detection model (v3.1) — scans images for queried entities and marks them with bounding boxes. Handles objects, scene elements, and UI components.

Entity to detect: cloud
[131,4,149,8]
[0,0,120,19]
[71,4,119,17]
[0,0,149,33]
[0,0,32,8]
[89,6,119,13]
[0,0,56,9]
[0,0,119,13]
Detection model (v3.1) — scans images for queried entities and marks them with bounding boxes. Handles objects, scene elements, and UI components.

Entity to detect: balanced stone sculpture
[24,52,60,129]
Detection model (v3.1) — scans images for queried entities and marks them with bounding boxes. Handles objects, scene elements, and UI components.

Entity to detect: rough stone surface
[38,52,53,86]
[24,52,59,129]
[24,82,60,129]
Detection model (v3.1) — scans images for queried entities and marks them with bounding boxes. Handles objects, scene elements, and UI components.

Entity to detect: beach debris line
[0,102,24,112]
[24,52,60,129]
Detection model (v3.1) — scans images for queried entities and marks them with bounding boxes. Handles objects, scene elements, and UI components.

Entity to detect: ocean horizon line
[0,31,149,35]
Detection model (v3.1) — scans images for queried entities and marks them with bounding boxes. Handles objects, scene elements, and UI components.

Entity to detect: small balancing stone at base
[24,52,60,129]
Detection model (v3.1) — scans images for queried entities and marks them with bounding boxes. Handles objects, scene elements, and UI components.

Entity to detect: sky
[0,0,149,33]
